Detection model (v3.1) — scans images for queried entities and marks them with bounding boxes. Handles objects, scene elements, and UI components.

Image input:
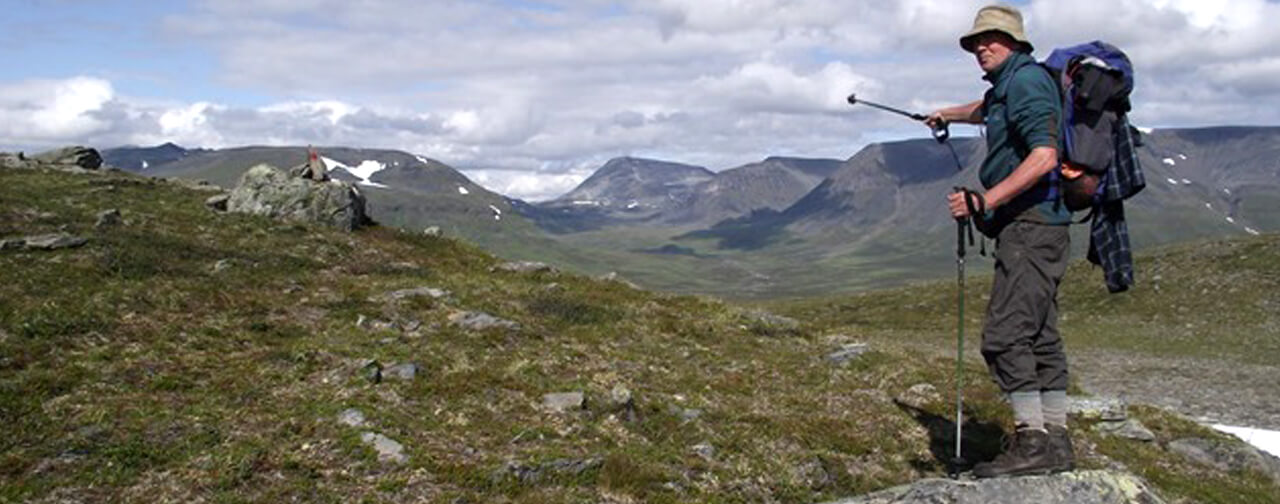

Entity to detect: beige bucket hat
[959,4,1032,53]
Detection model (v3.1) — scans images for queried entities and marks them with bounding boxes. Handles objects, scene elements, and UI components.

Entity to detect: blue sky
[3,0,1279,200]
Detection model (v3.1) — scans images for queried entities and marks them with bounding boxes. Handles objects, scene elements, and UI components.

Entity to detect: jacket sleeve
[1006,68,1062,151]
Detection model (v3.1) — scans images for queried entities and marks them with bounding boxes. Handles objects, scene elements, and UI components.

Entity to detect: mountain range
[102,125,1280,297]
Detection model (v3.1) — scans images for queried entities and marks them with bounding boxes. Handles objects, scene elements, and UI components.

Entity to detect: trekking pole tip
[846,93,858,105]
[948,456,969,479]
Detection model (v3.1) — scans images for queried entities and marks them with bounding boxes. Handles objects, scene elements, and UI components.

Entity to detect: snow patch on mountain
[322,156,388,188]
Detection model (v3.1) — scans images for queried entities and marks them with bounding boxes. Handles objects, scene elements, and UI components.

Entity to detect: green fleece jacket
[980,51,1070,226]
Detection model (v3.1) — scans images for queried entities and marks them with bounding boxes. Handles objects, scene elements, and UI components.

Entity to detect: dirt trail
[1072,350,1280,430]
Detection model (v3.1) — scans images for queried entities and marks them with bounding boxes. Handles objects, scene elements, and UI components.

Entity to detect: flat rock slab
[374,287,449,302]
[385,363,419,381]
[1093,418,1155,442]
[823,470,1164,504]
[337,408,367,427]
[360,432,407,464]
[2,233,89,251]
[828,343,870,366]
[1069,396,1128,421]
[449,311,520,331]
[491,261,556,274]
[543,392,586,413]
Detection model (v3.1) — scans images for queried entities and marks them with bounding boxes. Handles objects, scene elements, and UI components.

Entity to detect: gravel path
[1072,350,1280,430]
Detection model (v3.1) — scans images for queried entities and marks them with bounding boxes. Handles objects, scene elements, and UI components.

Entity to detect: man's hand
[925,111,948,131]
[948,190,986,219]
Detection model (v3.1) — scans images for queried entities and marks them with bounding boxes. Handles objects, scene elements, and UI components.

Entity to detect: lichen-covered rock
[226,164,369,231]
[823,470,1165,504]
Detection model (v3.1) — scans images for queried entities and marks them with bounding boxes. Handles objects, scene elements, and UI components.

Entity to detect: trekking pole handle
[931,121,951,143]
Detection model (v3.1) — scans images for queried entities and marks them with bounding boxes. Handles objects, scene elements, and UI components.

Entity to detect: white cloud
[463,168,590,202]
[0,77,115,145]
[696,59,880,114]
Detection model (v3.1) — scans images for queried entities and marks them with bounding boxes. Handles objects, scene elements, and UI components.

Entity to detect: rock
[374,286,449,303]
[17,233,89,251]
[205,194,230,212]
[827,343,870,366]
[691,442,716,461]
[423,226,441,237]
[1168,437,1280,481]
[449,311,520,331]
[212,259,234,273]
[493,457,603,485]
[1069,396,1128,421]
[1093,418,1155,442]
[741,310,801,337]
[0,152,30,169]
[360,432,407,464]
[33,146,102,170]
[609,385,633,409]
[355,315,397,332]
[337,408,367,427]
[822,470,1164,504]
[385,363,419,381]
[401,319,422,332]
[667,404,703,422]
[226,164,369,231]
[94,209,123,228]
[795,457,833,490]
[491,261,556,274]
[543,392,586,413]
[361,360,383,384]
[0,238,25,250]
[896,383,942,410]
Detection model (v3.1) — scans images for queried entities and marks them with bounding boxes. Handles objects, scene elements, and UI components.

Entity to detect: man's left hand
[948,190,986,219]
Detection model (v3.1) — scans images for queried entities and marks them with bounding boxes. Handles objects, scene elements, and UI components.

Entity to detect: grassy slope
[1,167,1276,503]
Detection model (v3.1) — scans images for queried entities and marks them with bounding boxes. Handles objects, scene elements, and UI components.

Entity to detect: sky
[3,0,1279,201]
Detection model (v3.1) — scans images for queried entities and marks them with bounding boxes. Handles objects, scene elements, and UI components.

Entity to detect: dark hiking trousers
[982,221,1071,393]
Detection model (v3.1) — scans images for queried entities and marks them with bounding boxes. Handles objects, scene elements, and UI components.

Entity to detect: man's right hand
[925,111,948,130]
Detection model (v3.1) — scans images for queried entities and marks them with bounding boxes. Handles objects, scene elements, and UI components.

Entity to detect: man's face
[972,31,1018,73]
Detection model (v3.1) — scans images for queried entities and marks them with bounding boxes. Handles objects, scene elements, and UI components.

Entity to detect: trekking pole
[846,93,950,143]
[949,188,984,478]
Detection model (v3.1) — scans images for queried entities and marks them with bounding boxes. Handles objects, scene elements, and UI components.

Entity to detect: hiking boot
[1047,424,1076,472]
[973,428,1056,478]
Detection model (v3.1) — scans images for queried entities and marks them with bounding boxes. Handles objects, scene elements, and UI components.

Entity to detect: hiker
[294,146,330,182]
[925,4,1074,478]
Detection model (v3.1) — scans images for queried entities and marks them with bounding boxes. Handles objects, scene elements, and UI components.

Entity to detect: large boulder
[33,146,103,170]
[226,164,370,231]
[823,470,1164,504]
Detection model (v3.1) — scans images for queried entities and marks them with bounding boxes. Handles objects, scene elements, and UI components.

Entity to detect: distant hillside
[99,144,598,269]
[100,142,203,172]
[665,157,844,226]
[527,156,843,232]
[529,157,714,232]
[546,126,1280,298]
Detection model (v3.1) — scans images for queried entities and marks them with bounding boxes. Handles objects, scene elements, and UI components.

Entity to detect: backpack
[1041,41,1146,212]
